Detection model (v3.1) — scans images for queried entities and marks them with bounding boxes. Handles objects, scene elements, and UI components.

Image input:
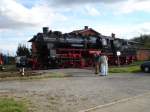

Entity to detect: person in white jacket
[100,54,108,76]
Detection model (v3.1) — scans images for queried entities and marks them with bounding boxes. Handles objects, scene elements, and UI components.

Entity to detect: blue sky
[0,0,150,55]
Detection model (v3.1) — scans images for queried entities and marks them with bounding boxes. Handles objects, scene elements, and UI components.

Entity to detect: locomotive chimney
[43,27,49,34]
[111,33,115,38]
[84,26,88,30]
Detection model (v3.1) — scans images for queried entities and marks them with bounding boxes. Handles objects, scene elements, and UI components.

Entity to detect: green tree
[16,44,31,57]
[132,34,150,48]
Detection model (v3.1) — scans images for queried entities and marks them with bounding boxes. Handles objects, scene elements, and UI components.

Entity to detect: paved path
[81,92,150,112]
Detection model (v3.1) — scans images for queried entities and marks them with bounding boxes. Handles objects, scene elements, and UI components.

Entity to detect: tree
[131,34,150,48]
[16,44,31,57]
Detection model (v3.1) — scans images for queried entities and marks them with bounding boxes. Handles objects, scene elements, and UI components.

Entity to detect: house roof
[71,28,100,35]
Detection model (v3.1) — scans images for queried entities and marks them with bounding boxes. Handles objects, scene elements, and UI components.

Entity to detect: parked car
[141,61,150,73]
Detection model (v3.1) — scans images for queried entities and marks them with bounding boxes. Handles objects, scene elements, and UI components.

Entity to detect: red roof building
[71,26,100,36]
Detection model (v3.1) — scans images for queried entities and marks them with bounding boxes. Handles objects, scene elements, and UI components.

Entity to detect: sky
[0,0,150,55]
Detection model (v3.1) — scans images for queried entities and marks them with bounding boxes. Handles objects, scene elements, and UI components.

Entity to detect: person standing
[100,54,108,76]
[94,52,101,74]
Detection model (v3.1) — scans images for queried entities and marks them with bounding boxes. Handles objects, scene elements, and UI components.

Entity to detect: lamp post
[117,51,121,67]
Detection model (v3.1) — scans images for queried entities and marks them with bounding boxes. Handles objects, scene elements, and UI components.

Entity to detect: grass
[109,65,141,73]
[129,61,145,66]
[0,64,71,80]
[0,98,27,112]
[109,61,143,73]
[0,64,17,72]
[0,71,71,81]
[16,72,71,80]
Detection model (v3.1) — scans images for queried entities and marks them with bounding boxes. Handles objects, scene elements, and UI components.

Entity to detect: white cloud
[85,5,100,16]
[114,0,150,14]
[0,0,67,29]
[0,42,18,56]
[48,0,125,6]
[95,22,150,39]
[1,0,150,54]
[134,22,150,34]
[0,42,31,56]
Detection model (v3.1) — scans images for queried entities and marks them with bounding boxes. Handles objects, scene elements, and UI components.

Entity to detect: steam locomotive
[29,27,137,69]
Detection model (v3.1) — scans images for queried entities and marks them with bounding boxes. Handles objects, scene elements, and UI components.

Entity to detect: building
[136,48,150,61]
[71,26,100,36]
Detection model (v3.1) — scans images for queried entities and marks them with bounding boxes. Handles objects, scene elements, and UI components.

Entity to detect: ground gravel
[0,69,150,112]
